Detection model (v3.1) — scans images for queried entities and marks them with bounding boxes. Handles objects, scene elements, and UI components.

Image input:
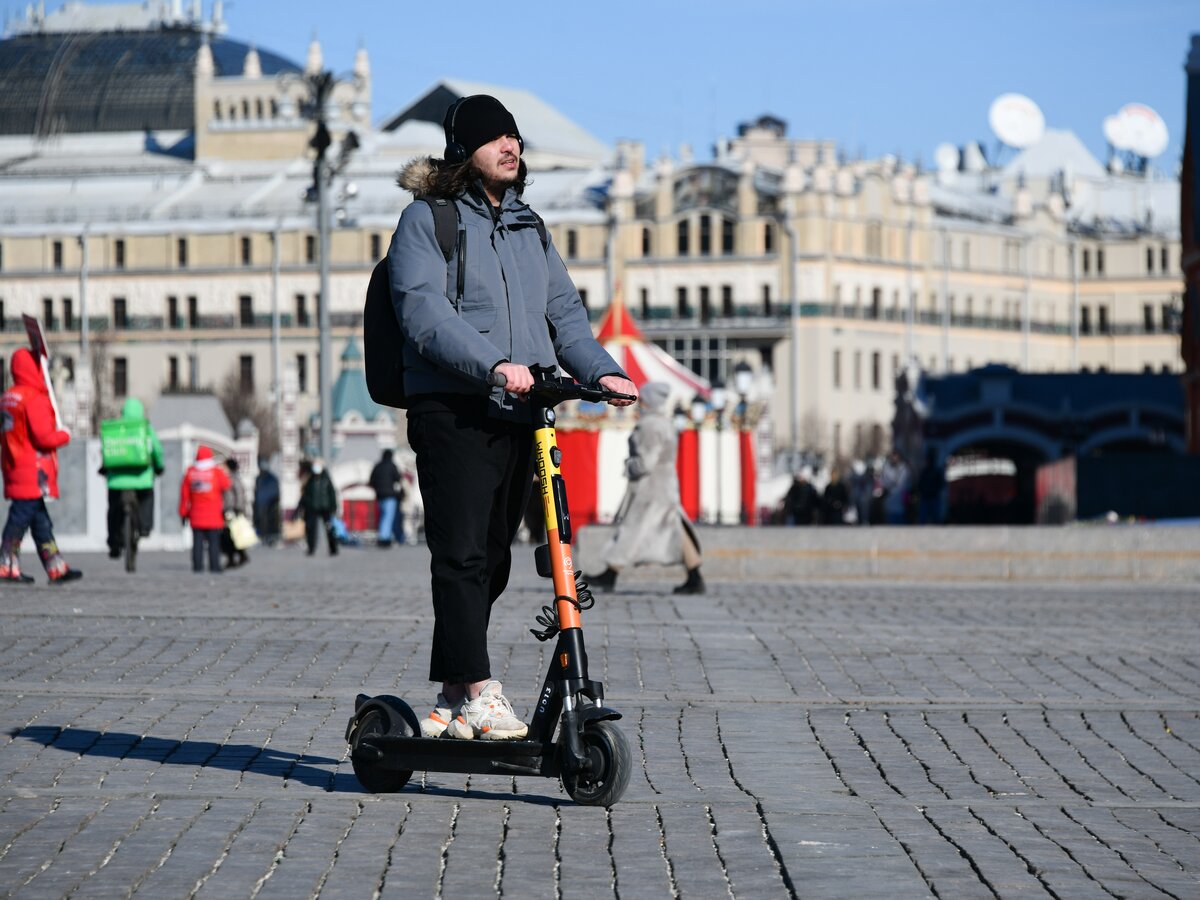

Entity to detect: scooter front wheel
[350,702,417,793]
[560,721,631,807]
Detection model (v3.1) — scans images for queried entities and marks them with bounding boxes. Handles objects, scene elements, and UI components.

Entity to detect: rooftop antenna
[988,93,1045,165]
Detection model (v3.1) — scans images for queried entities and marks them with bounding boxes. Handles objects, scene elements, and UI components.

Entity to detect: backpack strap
[421,197,464,310]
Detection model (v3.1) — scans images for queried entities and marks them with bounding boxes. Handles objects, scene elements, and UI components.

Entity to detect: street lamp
[733,360,753,425]
[297,70,360,465]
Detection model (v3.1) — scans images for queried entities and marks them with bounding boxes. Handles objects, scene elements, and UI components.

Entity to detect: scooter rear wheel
[560,721,631,807]
[350,702,418,793]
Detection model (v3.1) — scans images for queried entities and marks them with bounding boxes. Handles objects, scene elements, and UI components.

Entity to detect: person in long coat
[588,381,704,594]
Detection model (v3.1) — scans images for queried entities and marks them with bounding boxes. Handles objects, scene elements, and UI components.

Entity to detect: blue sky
[227,0,1192,171]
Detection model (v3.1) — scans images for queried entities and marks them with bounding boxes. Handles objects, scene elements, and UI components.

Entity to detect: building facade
[0,3,1184,466]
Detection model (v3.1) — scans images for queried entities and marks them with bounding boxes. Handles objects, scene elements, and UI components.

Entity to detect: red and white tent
[595,298,710,410]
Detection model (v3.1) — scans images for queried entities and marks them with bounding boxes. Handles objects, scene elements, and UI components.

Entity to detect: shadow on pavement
[10,725,362,792]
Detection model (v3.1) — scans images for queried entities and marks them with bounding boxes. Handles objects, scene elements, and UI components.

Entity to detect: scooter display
[345,369,636,806]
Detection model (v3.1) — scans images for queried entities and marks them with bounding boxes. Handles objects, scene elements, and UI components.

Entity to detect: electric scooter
[345,368,636,806]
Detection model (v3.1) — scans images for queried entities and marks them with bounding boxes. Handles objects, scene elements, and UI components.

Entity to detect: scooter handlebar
[486,369,635,405]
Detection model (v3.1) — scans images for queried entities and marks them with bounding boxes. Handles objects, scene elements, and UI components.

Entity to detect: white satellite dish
[1103,114,1130,150]
[1113,103,1169,159]
[934,142,960,173]
[989,93,1045,149]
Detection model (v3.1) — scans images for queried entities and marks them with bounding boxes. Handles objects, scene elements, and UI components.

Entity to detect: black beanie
[444,95,522,161]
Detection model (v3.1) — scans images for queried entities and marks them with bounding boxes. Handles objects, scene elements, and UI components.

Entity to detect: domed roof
[0,27,300,137]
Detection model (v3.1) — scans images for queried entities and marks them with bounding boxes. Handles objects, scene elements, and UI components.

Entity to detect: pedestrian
[881,450,912,525]
[100,397,165,559]
[368,448,401,548]
[0,348,83,585]
[178,445,230,574]
[821,466,851,525]
[252,458,281,546]
[587,382,704,595]
[916,447,946,525]
[850,460,873,526]
[388,93,636,741]
[297,458,338,556]
[221,457,250,568]
[782,468,820,525]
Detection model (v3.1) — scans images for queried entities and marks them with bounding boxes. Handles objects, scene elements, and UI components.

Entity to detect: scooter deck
[355,734,560,778]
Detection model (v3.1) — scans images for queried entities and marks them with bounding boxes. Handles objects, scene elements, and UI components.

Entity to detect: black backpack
[363,197,547,409]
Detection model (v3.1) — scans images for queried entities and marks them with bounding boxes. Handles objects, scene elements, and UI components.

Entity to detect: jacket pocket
[461,305,497,333]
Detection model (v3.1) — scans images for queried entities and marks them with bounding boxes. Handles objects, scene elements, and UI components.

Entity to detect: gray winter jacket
[387,158,623,413]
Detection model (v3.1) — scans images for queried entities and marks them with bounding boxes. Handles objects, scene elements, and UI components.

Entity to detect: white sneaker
[446,681,528,741]
[419,693,460,738]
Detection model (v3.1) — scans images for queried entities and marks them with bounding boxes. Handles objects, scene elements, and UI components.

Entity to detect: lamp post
[300,70,359,464]
[710,382,728,524]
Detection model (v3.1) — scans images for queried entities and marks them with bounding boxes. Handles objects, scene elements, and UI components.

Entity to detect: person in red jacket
[179,445,231,573]
[0,348,83,585]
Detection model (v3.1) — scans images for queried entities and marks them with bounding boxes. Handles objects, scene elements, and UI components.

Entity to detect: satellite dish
[989,93,1045,149]
[934,143,960,173]
[1113,103,1169,159]
[1103,114,1129,150]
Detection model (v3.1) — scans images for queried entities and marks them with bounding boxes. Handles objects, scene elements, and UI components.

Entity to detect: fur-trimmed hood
[396,157,442,198]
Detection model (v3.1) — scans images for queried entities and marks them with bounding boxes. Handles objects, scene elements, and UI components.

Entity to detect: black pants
[107,488,155,552]
[191,527,222,572]
[409,409,533,685]
[304,512,338,555]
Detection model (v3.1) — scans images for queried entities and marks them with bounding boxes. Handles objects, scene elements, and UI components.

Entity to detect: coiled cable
[529,572,596,641]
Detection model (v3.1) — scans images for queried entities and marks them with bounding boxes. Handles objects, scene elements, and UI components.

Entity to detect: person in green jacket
[101,397,165,558]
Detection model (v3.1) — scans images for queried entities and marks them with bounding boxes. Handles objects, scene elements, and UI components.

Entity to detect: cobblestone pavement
[0,544,1198,898]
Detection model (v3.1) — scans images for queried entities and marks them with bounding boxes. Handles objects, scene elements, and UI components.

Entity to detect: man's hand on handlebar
[492,362,534,395]
[599,375,638,407]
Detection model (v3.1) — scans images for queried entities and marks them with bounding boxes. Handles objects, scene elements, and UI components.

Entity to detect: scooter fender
[345,695,412,744]
[577,705,623,727]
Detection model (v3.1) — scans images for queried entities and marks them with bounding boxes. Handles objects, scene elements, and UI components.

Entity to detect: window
[872,352,881,390]
[721,285,733,317]
[764,222,775,254]
[676,220,689,256]
[370,233,382,260]
[168,356,180,392]
[870,287,881,320]
[168,296,179,329]
[699,286,711,323]
[833,349,841,388]
[762,284,772,316]
[188,354,199,390]
[295,293,309,327]
[305,235,316,263]
[1098,305,1109,334]
[854,351,862,390]
[52,240,63,270]
[113,357,128,397]
[255,98,264,119]
[1082,248,1090,275]
[239,355,254,393]
[1162,246,1169,273]
[1147,247,1155,273]
[676,286,690,317]
[641,227,652,257]
[213,99,222,120]
[566,230,578,259]
[1080,306,1091,334]
[241,236,253,266]
[1162,303,1173,332]
[296,354,308,393]
[239,295,254,327]
[698,215,711,256]
[177,237,188,267]
[113,297,128,330]
[187,295,199,328]
[721,218,734,255]
[1096,249,1105,275]
[43,298,55,332]
[242,99,250,119]
[1144,304,1154,333]
[639,288,650,319]
[114,239,126,269]
[62,298,73,331]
